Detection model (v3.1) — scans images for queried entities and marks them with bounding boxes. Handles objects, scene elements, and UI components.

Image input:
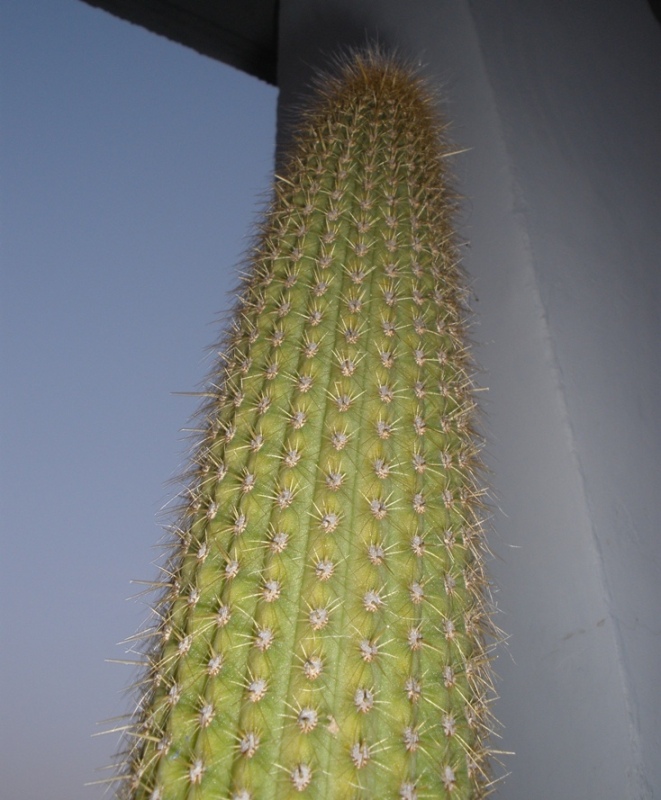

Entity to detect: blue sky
[0,2,277,797]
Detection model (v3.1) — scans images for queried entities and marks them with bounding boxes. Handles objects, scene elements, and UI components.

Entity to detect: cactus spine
[117,52,496,800]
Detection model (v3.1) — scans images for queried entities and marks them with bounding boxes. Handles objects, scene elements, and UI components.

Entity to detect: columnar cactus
[117,51,496,800]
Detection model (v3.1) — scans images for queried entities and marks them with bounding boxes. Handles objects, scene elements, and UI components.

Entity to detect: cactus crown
[113,50,497,800]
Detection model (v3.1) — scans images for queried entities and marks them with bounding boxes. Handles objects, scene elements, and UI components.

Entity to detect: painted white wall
[277,1,661,797]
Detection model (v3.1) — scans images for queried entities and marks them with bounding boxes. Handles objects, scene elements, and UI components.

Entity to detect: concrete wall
[277,2,661,797]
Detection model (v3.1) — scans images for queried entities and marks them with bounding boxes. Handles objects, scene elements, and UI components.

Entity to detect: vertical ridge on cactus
[114,49,497,800]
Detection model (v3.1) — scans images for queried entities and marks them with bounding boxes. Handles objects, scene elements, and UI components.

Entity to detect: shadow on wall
[648,0,661,25]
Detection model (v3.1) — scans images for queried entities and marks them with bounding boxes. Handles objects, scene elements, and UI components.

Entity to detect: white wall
[277,2,661,797]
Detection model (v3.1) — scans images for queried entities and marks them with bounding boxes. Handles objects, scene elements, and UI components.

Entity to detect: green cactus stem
[116,50,496,800]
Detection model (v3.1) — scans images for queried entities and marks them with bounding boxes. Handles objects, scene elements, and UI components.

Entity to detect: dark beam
[80,0,279,84]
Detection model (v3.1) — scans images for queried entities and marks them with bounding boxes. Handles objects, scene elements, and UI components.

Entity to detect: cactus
[115,51,496,800]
